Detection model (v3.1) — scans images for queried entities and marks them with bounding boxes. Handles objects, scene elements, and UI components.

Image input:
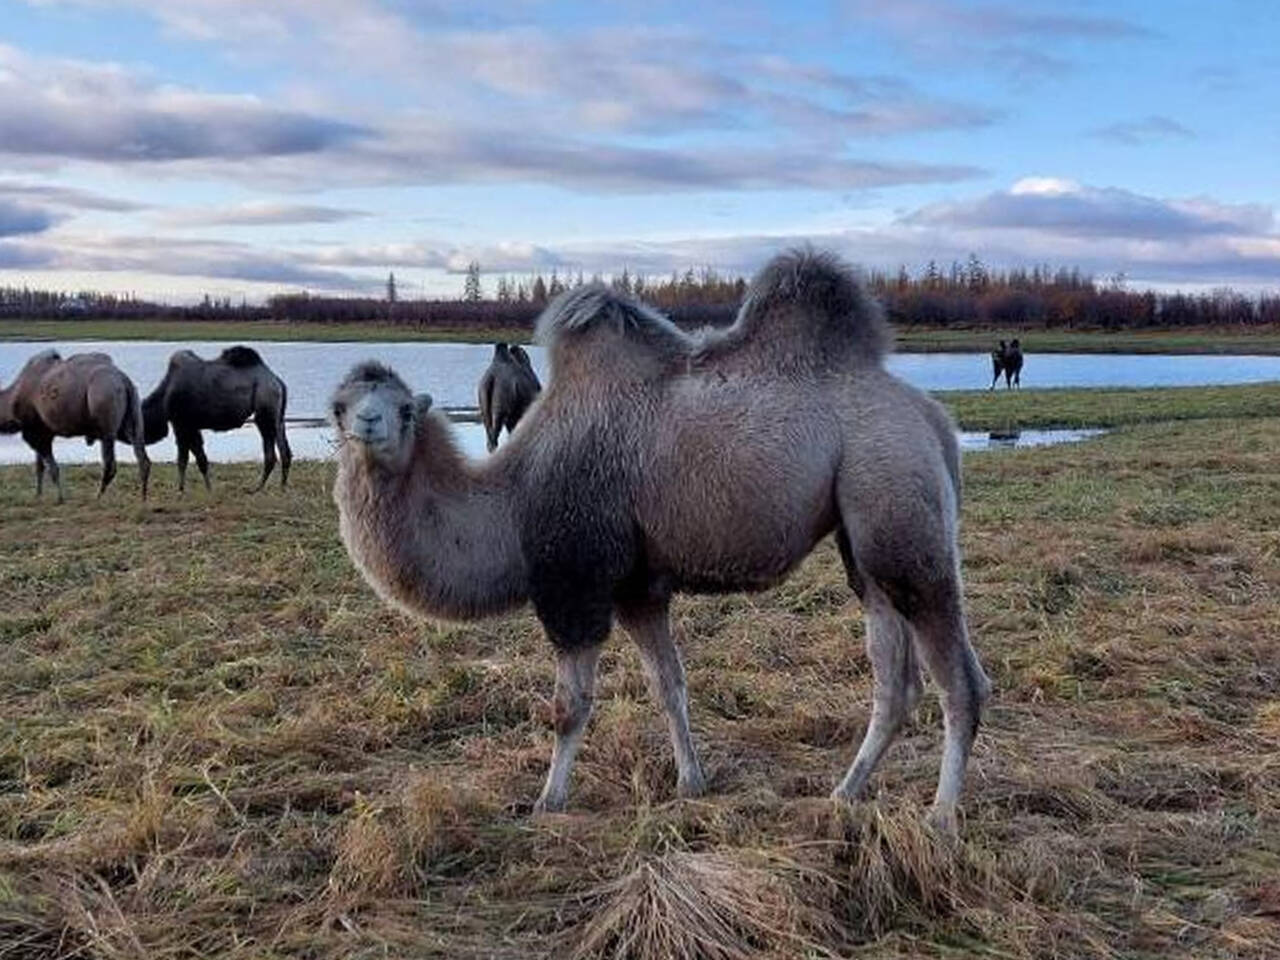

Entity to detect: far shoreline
[5,318,1280,355]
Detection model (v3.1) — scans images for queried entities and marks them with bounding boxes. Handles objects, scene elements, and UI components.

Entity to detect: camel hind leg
[253,413,278,492]
[903,580,989,834]
[276,427,292,488]
[834,499,988,834]
[97,436,117,498]
[189,430,211,491]
[831,560,923,800]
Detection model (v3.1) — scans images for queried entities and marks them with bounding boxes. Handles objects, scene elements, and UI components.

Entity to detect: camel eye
[332,401,346,418]
[400,403,414,421]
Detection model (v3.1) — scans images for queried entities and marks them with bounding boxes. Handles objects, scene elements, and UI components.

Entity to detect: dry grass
[2,415,1279,958]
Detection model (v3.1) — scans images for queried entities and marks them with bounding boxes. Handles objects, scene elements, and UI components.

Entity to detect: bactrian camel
[0,350,150,502]
[478,343,541,451]
[330,249,989,833]
[143,346,291,492]
[989,338,1023,390]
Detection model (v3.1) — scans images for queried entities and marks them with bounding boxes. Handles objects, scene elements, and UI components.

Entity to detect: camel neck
[335,413,528,621]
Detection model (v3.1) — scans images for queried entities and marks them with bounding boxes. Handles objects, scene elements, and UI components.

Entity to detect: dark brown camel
[0,350,150,502]
[142,346,291,491]
[478,343,541,451]
[989,339,1024,390]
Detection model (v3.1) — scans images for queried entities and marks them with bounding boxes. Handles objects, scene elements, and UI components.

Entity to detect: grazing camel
[989,339,1023,390]
[989,340,1007,390]
[477,343,542,451]
[142,346,291,492]
[0,350,150,502]
[331,249,989,834]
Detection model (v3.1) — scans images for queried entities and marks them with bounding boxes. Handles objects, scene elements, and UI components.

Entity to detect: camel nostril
[357,412,382,424]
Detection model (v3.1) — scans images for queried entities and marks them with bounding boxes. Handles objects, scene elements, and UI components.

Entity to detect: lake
[1,338,1276,465]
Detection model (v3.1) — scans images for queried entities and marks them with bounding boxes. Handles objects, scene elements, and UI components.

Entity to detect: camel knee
[552,685,593,737]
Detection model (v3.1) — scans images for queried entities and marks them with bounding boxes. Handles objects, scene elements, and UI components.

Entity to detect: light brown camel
[142,346,291,492]
[0,349,150,503]
[330,249,989,833]
[477,343,542,451]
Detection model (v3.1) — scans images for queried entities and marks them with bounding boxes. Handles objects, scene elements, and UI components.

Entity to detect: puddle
[959,428,1106,451]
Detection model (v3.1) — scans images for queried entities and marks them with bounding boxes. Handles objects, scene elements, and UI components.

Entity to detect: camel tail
[737,247,890,363]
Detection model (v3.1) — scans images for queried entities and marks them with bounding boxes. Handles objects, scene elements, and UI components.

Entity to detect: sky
[0,0,1277,302]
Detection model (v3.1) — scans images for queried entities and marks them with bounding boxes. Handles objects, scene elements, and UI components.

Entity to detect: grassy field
[942,382,1280,431]
[2,417,1279,958]
[7,317,1280,354]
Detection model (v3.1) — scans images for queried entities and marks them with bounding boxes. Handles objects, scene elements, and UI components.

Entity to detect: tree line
[3,256,1278,331]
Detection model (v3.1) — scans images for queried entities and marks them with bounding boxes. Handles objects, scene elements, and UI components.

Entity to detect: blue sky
[0,0,1276,301]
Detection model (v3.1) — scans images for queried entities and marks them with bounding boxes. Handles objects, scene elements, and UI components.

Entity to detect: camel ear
[414,393,433,417]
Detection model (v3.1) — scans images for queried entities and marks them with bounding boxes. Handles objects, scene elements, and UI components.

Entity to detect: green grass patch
[941,381,1280,430]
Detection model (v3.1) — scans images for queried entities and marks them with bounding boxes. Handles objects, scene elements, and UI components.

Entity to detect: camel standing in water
[0,350,150,502]
[478,343,541,451]
[142,346,291,492]
[331,250,988,834]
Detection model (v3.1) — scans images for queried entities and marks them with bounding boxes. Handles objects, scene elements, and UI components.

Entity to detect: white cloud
[1090,115,1196,145]
[0,45,367,164]
[156,202,370,227]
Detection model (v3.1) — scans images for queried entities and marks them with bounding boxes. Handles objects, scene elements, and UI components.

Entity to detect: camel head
[332,362,433,471]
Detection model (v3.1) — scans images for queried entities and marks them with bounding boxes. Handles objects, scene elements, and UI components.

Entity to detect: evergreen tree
[463,261,482,302]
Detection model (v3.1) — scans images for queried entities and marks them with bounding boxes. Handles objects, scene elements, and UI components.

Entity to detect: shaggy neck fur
[334,411,528,621]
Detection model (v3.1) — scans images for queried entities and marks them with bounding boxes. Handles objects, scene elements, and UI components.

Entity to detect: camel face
[331,363,420,470]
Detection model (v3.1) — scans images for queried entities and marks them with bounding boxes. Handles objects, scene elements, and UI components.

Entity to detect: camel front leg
[535,643,601,813]
[617,600,706,799]
[46,453,64,504]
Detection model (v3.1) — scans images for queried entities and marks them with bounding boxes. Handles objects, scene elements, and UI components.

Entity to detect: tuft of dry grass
[569,849,839,960]
[2,413,1280,958]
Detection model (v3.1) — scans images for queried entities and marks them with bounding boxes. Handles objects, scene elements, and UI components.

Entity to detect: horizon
[1,1,1277,304]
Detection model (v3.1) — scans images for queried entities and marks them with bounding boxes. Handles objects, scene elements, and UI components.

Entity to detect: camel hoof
[676,770,707,799]
[532,793,566,816]
[924,805,960,840]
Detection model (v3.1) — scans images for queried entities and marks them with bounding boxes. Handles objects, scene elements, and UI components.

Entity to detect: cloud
[299,118,988,193]
[157,202,370,227]
[0,45,368,164]
[844,1,1151,82]
[15,233,370,289]
[1090,115,1196,145]
[0,180,145,212]
[0,240,53,268]
[845,0,1150,42]
[301,240,566,273]
[0,199,57,237]
[904,179,1272,239]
